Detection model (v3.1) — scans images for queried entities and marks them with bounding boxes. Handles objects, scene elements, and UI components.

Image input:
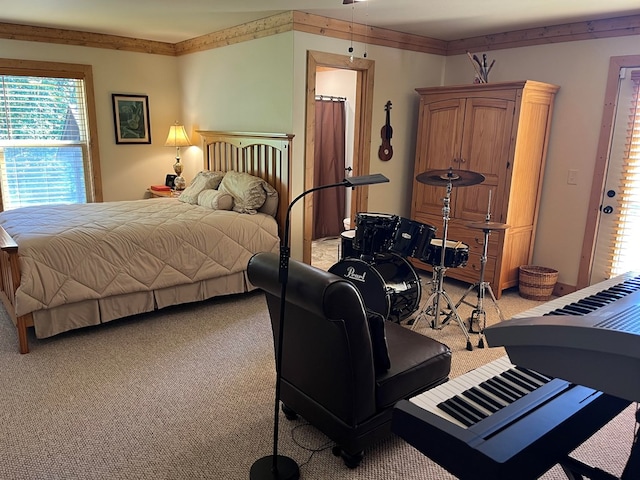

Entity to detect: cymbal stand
[411,180,472,351]
[454,198,505,348]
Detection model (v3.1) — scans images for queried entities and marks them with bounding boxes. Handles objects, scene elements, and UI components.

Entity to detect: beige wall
[178,33,295,190]
[3,29,640,287]
[0,39,183,201]
[180,32,443,258]
[444,36,640,287]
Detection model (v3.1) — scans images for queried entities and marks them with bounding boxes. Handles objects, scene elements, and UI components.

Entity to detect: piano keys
[408,355,555,429]
[392,273,637,479]
[509,271,640,320]
[393,357,628,479]
[485,272,640,402]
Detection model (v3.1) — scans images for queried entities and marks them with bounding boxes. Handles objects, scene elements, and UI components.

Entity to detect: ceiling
[4,0,640,44]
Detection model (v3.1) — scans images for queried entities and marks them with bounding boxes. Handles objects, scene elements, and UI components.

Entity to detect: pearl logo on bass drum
[344,266,367,282]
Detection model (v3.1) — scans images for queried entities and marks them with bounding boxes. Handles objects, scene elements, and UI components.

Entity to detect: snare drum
[421,239,469,268]
[329,253,421,323]
[353,213,399,257]
[388,217,437,259]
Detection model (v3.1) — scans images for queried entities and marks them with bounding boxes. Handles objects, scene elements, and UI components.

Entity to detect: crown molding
[447,13,640,54]
[1,12,639,58]
[0,22,175,55]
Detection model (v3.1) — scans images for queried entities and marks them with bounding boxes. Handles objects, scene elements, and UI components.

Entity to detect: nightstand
[147,188,180,198]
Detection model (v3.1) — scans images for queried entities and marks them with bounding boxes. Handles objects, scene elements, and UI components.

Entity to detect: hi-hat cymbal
[416,168,485,187]
[466,220,510,231]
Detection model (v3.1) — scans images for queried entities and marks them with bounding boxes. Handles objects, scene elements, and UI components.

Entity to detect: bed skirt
[31,271,252,338]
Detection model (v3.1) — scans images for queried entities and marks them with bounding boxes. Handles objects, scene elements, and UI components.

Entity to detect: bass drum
[329,253,421,323]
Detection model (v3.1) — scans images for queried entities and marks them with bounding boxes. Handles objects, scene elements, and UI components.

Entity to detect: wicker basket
[518,265,558,301]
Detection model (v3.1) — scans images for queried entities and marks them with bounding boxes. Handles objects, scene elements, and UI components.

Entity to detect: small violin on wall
[378,100,393,161]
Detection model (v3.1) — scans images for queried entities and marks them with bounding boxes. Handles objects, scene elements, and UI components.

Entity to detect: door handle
[601,190,616,214]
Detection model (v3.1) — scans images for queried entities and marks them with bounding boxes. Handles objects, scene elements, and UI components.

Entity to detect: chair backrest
[247,252,378,423]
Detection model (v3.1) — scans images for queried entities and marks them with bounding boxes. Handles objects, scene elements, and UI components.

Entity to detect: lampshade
[164,124,191,147]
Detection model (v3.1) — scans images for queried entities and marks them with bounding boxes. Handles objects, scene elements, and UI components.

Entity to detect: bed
[0,130,293,353]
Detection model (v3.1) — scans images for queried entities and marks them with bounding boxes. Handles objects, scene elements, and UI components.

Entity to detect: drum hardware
[455,191,508,348]
[411,168,485,351]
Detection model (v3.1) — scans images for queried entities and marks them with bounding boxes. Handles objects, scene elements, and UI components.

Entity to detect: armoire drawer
[447,252,497,285]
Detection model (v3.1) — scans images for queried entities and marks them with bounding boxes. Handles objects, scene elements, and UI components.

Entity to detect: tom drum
[388,217,437,259]
[353,213,398,257]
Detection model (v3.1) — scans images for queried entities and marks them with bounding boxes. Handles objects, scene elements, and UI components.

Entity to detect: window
[0,59,102,211]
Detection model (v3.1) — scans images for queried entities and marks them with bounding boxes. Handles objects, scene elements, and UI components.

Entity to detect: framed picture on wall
[112,94,151,144]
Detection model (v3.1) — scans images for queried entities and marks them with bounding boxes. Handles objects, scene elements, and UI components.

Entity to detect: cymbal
[466,220,510,231]
[416,168,485,187]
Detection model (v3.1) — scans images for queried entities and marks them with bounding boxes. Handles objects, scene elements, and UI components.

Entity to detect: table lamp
[164,122,191,190]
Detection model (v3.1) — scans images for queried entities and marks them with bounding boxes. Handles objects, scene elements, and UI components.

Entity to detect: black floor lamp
[250,173,389,480]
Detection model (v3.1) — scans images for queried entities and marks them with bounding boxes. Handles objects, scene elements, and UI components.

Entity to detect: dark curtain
[313,99,346,240]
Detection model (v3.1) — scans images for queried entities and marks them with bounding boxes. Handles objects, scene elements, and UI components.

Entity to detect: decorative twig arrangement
[466,51,495,83]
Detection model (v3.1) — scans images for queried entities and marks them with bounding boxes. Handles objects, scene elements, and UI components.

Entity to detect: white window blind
[609,70,640,276]
[0,75,89,210]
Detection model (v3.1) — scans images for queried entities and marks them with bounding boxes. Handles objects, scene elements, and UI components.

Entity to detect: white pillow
[218,171,270,214]
[197,189,233,210]
[178,171,225,205]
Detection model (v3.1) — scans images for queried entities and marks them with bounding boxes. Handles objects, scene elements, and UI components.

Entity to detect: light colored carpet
[0,247,635,479]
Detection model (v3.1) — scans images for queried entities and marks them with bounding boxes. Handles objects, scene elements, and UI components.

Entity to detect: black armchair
[247,252,452,468]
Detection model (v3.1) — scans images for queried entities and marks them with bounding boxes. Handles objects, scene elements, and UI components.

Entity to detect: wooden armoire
[410,80,559,298]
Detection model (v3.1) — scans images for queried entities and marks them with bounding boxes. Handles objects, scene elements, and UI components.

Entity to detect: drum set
[329,167,509,351]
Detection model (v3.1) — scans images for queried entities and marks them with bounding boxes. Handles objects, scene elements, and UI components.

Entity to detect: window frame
[0,58,103,207]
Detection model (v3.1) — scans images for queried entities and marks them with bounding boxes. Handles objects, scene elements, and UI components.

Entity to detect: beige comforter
[0,199,279,318]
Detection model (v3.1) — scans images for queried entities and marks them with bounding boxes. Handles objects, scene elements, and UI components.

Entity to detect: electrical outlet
[567,169,578,185]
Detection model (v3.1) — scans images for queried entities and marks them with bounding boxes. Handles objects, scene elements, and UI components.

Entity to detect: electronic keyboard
[392,273,638,479]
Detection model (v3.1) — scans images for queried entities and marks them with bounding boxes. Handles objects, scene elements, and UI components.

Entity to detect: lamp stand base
[250,455,300,480]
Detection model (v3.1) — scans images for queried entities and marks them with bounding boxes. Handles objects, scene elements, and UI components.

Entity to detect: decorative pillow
[197,189,233,210]
[367,311,391,373]
[258,181,279,217]
[178,171,225,205]
[218,171,270,214]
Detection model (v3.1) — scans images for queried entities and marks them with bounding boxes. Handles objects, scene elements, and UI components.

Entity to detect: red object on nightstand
[150,185,171,191]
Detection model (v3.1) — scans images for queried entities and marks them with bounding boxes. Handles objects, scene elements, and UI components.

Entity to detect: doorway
[303,50,375,265]
[579,54,640,287]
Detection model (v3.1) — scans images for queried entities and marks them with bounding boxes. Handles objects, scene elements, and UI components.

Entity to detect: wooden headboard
[197,131,293,238]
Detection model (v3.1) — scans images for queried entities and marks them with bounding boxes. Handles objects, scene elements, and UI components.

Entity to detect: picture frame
[165,174,177,187]
[112,94,151,144]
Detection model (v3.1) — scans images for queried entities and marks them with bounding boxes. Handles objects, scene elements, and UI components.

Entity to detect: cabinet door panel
[457,98,515,222]
[412,98,465,217]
